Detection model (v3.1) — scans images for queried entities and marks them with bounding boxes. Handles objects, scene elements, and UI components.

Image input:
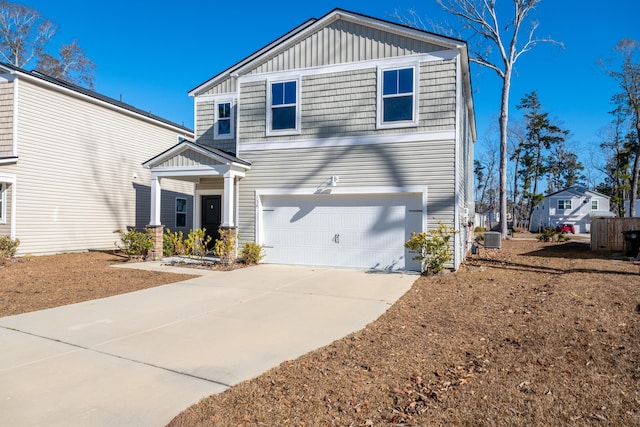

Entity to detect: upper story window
[267,79,300,135]
[176,197,187,227]
[377,65,419,129]
[214,99,234,140]
[558,199,572,210]
[591,199,598,210]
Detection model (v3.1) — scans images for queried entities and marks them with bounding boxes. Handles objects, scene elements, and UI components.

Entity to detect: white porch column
[149,175,162,226]
[222,171,235,227]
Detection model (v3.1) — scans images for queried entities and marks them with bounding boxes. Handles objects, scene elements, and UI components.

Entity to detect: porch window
[0,183,5,223]
[591,200,598,210]
[558,199,572,210]
[377,65,419,128]
[268,79,299,134]
[176,197,187,227]
[214,100,234,140]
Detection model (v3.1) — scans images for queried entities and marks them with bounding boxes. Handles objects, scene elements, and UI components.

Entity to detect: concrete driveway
[0,264,415,426]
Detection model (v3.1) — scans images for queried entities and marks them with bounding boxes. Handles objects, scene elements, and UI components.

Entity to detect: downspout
[453,53,462,269]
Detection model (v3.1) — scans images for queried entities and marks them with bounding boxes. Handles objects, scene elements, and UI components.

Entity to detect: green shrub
[536,227,555,242]
[0,235,20,259]
[185,228,212,260]
[405,222,458,274]
[474,226,486,232]
[240,241,264,265]
[163,228,185,256]
[214,228,237,265]
[114,228,153,259]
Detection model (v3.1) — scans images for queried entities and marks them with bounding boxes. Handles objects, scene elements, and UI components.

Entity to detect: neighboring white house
[529,186,614,233]
[144,8,477,271]
[0,64,194,255]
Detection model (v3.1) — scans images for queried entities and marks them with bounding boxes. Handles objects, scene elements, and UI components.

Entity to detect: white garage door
[261,193,423,271]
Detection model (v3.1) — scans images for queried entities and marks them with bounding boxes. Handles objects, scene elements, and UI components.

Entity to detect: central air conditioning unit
[484,231,502,249]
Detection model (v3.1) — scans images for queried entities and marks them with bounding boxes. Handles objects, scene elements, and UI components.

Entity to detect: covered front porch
[142,140,251,259]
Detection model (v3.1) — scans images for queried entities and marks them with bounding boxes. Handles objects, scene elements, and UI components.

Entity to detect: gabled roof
[544,186,610,200]
[189,8,469,96]
[0,62,192,134]
[142,139,251,169]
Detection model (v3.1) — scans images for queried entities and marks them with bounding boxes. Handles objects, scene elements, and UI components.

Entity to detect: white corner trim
[12,77,18,157]
[240,130,455,152]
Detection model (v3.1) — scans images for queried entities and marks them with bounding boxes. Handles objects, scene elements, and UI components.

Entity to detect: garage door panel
[261,193,422,271]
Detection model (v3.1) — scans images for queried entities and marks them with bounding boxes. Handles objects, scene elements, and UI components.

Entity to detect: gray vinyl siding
[160,191,193,233]
[9,78,193,255]
[193,20,446,98]
[0,81,13,157]
[238,59,457,144]
[248,19,445,75]
[0,182,11,236]
[195,100,214,144]
[236,140,456,243]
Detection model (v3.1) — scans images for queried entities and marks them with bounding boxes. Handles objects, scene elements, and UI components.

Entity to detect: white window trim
[0,182,5,224]
[266,76,301,136]
[376,62,420,129]
[175,197,187,228]
[214,98,235,140]
[591,199,599,210]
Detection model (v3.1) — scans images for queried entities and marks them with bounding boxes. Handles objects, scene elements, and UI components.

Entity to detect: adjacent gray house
[0,63,194,255]
[145,9,477,271]
[529,186,614,233]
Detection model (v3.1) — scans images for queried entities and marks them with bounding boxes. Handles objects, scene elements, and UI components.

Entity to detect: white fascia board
[240,130,455,152]
[151,165,247,178]
[194,9,464,95]
[239,50,458,84]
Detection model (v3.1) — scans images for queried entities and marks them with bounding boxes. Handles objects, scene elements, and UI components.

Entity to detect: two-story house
[144,9,476,271]
[0,63,193,255]
[529,186,614,233]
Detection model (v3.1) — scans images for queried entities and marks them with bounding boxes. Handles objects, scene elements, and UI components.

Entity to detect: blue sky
[20,0,640,181]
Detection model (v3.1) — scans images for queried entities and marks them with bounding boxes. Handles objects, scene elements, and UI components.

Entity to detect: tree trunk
[512,152,520,229]
[499,72,511,238]
[630,114,640,217]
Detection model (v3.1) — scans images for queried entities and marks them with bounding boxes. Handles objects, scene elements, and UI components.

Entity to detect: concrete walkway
[0,264,416,427]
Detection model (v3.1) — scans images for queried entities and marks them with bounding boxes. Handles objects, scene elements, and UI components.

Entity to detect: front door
[202,195,222,243]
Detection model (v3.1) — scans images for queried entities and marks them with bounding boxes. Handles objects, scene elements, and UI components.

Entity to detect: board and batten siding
[6,78,193,255]
[237,59,457,144]
[236,139,456,244]
[197,19,445,98]
[0,81,13,157]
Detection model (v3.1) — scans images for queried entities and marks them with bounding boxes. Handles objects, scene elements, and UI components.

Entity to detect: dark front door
[202,195,222,243]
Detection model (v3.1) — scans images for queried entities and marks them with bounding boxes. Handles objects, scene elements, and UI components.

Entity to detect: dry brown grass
[0,251,196,317]
[169,240,640,426]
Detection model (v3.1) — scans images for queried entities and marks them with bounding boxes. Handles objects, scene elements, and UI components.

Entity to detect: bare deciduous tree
[0,1,94,88]
[603,39,640,216]
[436,0,560,237]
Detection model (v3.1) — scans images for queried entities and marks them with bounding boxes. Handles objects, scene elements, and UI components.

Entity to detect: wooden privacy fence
[591,217,640,251]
